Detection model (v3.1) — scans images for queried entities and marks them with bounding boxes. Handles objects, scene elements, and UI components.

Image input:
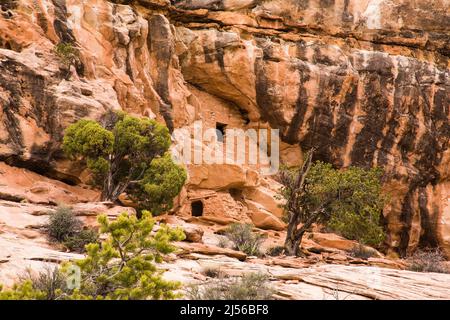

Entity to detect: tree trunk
[282,149,315,256]
[284,226,306,256]
[284,233,303,256]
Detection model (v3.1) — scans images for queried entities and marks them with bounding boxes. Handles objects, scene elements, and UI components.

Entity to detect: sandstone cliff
[0,0,449,258]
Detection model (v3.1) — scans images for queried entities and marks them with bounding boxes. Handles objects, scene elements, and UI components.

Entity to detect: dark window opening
[191,200,204,217]
[229,188,243,201]
[216,122,227,142]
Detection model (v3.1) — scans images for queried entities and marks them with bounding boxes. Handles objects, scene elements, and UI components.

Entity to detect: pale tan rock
[243,185,284,218]
[179,189,251,223]
[310,232,360,252]
[188,164,259,190]
[0,162,99,205]
[164,256,450,300]
[246,200,285,231]
[182,224,204,243]
[177,242,247,261]
[280,142,303,167]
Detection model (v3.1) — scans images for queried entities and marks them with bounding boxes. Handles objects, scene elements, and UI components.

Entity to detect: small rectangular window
[216,122,227,142]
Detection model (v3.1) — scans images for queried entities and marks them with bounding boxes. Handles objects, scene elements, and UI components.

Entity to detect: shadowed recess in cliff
[0,0,17,12]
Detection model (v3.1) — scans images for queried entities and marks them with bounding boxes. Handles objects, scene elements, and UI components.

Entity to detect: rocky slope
[1,164,450,299]
[0,0,449,285]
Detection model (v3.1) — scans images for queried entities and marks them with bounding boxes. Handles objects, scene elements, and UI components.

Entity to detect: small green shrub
[54,42,78,67]
[407,249,448,274]
[266,246,285,257]
[62,211,185,299]
[63,229,99,253]
[1,211,185,300]
[224,223,264,256]
[201,266,224,279]
[349,244,377,260]
[0,281,46,300]
[217,236,230,249]
[18,266,69,300]
[187,273,274,300]
[45,206,98,252]
[46,206,82,242]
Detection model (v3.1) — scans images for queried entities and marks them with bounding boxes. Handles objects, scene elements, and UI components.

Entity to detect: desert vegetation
[349,244,378,260]
[407,249,449,274]
[224,223,265,257]
[279,149,386,256]
[0,212,185,300]
[187,273,274,300]
[54,42,79,68]
[63,111,187,214]
[45,206,98,253]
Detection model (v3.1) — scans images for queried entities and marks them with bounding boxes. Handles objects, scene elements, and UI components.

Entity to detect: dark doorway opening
[216,122,227,142]
[191,200,204,217]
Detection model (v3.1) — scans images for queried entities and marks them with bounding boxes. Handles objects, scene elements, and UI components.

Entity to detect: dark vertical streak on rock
[417,188,439,248]
[203,45,215,63]
[148,15,174,132]
[51,0,84,76]
[125,55,134,81]
[377,64,403,166]
[0,58,60,162]
[342,0,353,23]
[284,61,310,144]
[214,39,225,71]
[399,188,414,257]
[332,84,357,150]
[397,63,448,254]
[51,0,76,43]
[254,39,290,131]
[350,55,394,168]
[301,75,336,163]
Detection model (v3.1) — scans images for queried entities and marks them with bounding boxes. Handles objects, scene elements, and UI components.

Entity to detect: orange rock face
[0,0,448,257]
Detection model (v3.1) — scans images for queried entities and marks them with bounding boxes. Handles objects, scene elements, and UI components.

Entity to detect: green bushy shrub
[224,223,264,257]
[266,246,285,257]
[45,206,98,253]
[279,151,386,255]
[1,211,185,300]
[63,111,187,215]
[46,206,82,243]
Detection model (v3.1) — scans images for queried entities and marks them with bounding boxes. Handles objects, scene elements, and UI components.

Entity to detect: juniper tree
[0,211,185,300]
[61,211,185,300]
[280,150,386,256]
[62,111,186,214]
